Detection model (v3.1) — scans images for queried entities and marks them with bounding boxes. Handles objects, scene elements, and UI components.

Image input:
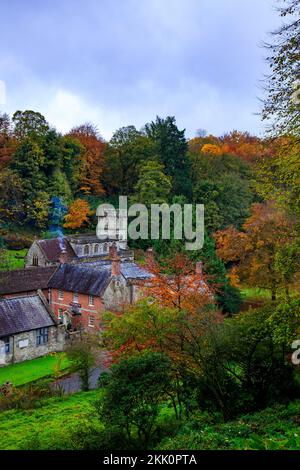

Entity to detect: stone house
[0,291,65,366]
[25,233,134,268]
[47,246,151,332]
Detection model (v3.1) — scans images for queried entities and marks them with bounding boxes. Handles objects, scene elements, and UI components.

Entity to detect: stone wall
[25,242,49,268]
[0,325,65,366]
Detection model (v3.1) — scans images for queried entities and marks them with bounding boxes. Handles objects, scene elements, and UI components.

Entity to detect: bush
[2,233,33,250]
[0,379,59,411]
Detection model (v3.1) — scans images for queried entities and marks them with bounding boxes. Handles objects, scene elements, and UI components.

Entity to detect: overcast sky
[0,0,281,140]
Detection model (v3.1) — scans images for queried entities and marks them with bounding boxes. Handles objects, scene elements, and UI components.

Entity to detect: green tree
[190,152,254,231]
[145,116,191,199]
[12,110,50,140]
[97,351,174,448]
[132,160,172,205]
[11,138,46,195]
[66,334,97,391]
[103,126,157,195]
[262,0,300,135]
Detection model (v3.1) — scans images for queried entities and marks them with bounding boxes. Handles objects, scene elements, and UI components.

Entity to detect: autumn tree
[143,252,213,314]
[69,123,105,195]
[0,112,15,170]
[215,201,300,299]
[64,199,93,229]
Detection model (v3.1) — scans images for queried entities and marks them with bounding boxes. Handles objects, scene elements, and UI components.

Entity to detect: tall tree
[0,112,15,169]
[215,201,299,300]
[145,116,191,199]
[12,110,50,140]
[131,160,172,206]
[64,198,93,229]
[103,126,156,195]
[262,0,300,135]
[69,123,105,196]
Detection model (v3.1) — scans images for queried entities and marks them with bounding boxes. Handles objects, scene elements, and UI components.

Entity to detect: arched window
[94,244,99,254]
[103,243,108,253]
[32,254,39,266]
[84,245,89,255]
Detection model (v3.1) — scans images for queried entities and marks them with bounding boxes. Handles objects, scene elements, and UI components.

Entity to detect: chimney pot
[196,261,203,275]
[146,247,154,264]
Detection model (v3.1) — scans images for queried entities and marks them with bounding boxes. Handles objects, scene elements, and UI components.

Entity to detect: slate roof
[0,266,57,295]
[48,261,151,297]
[0,294,55,338]
[48,263,112,296]
[81,260,152,280]
[37,238,75,263]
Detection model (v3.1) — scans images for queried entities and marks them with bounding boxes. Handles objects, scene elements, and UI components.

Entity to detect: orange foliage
[201,143,223,155]
[142,252,212,314]
[63,198,94,229]
[214,201,296,296]
[69,124,105,195]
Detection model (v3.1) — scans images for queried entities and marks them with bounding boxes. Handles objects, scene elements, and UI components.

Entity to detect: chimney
[196,261,203,276]
[58,240,68,264]
[59,250,69,264]
[145,247,154,265]
[109,242,118,259]
[110,242,121,276]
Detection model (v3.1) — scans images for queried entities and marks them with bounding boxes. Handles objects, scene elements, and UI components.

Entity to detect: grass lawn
[0,249,27,270]
[0,390,101,450]
[0,353,70,387]
[159,400,300,450]
[240,286,271,301]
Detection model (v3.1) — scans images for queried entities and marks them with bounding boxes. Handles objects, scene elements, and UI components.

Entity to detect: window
[58,290,64,300]
[73,292,79,303]
[84,245,90,255]
[36,328,49,346]
[88,315,95,327]
[58,308,63,322]
[0,337,10,355]
[88,295,94,306]
[103,243,108,253]
[94,244,99,254]
[32,254,39,266]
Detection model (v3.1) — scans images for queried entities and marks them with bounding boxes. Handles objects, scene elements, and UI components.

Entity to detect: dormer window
[73,292,79,303]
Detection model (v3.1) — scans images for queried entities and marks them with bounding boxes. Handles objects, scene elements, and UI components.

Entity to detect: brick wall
[49,288,104,332]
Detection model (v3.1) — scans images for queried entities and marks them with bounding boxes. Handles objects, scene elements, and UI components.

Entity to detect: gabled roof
[79,260,152,280]
[36,238,75,263]
[48,263,112,296]
[0,293,55,338]
[0,266,57,295]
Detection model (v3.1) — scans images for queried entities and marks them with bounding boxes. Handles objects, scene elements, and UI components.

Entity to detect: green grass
[240,286,271,301]
[0,353,70,387]
[0,249,27,270]
[159,401,300,450]
[1,389,300,450]
[0,390,100,450]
